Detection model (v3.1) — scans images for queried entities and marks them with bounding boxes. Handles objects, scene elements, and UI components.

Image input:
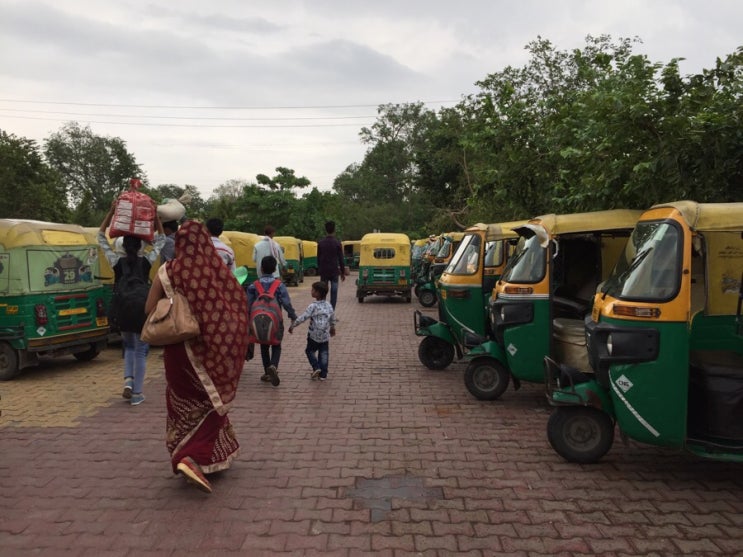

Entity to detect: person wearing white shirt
[253,224,285,279]
[206,217,236,271]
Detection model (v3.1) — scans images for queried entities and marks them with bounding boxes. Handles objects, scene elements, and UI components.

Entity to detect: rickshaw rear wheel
[418,336,454,370]
[419,290,436,307]
[73,344,101,362]
[0,341,20,381]
[547,407,614,464]
[414,284,421,298]
[464,357,509,400]
[357,295,364,303]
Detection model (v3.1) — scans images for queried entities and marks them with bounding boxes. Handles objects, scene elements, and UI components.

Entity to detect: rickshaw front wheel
[0,341,20,381]
[419,290,436,307]
[547,407,614,464]
[464,357,509,400]
[418,336,455,370]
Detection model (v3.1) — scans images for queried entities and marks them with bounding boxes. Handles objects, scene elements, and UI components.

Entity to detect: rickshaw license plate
[96,317,108,327]
[398,279,407,285]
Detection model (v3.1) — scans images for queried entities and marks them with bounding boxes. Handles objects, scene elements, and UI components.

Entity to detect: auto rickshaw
[221,231,260,284]
[342,240,361,270]
[416,231,465,308]
[545,201,743,463]
[356,233,412,303]
[302,240,318,276]
[0,219,110,380]
[275,235,304,286]
[413,235,443,298]
[411,238,430,281]
[463,209,642,400]
[414,221,526,370]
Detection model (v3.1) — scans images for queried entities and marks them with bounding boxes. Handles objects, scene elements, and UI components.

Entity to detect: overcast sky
[1,0,741,199]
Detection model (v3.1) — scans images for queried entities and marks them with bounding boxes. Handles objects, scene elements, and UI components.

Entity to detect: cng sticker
[616,375,633,393]
[507,343,517,356]
[37,326,47,336]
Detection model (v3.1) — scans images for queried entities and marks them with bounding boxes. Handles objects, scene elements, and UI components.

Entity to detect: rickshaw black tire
[405,295,412,303]
[357,296,364,303]
[73,344,101,362]
[464,357,509,400]
[414,285,421,298]
[419,290,436,307]
[418,336,455,370]
[0,342,20,381]
[547,407,614,464]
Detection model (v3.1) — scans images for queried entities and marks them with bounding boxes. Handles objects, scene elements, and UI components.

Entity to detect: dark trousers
[260,343,282,370]
[321,275,340,310]
[305,337,329,378]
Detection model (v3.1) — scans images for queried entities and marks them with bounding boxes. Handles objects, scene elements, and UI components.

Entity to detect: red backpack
[248,279,283,345]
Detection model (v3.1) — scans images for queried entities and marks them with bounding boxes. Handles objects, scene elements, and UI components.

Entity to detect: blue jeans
[305,337,329,378]
[322,276,339,310]
[121,331,149,394]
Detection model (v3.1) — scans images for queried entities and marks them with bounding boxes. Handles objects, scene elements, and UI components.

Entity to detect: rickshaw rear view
[356,233,412,303]
[0,219,110,380]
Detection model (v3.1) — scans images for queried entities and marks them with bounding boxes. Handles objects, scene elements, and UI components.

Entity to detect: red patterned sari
[163,221,248,474]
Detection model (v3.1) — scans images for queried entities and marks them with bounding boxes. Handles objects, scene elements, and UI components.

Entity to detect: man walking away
[317,221,346,310]
[206,217,236,271]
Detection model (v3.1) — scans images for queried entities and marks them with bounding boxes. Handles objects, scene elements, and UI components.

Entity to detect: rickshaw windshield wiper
[602,246,653,297]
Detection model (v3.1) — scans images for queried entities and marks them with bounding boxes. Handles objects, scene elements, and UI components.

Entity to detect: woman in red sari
[145,220,248,493]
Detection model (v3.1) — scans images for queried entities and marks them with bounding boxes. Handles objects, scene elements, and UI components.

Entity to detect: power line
[0,108,375,121]
[0,98,460,110]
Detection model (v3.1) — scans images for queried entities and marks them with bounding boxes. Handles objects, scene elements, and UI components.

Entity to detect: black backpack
[110,258,150,333]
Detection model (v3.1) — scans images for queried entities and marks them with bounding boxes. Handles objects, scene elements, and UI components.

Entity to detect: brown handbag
[141,265,200,345]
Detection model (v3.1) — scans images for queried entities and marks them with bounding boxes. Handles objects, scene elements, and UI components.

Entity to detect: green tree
[44,122,144,224]
[0,130,70,222]
[256,167,311,191]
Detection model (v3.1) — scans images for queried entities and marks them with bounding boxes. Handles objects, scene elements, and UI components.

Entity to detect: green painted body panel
[552,378,615,412]
[466,339,509,365]
[604,317,688,448]
[415,320,455,344]
[303,255,318,274]
[503,298,551,383]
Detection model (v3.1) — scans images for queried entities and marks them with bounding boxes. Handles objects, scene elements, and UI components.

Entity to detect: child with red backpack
[246,255,297,386]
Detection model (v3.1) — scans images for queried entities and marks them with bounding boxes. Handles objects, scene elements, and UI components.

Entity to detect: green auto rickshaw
[275,235,304,286]
[414,221,526,370]
[411,238,430,281]
[302,240,318,276]
[342,240,361,270]
[356,233,411,303]
[416,231,465,308]
[463,209,641,400]
[545,201,743,463]
[0,219,110,380]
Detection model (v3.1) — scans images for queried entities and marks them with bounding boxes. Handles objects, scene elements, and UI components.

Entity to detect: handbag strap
[158,264,176,299]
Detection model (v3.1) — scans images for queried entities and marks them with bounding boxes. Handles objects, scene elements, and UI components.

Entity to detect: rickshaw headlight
[606,333,613,356]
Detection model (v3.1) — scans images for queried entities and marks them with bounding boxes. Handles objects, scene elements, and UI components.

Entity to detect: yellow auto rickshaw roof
[412,238,429,247]
[342,240,361,247]
[360,232,411,245]
[531,209,643,235]
[651,201,743,232]
[0,219,92,248]
[468,220,530,241]
[274,235,300,245]
[444,231,466,241]
[221,231,260,247]
[302,240,318,248]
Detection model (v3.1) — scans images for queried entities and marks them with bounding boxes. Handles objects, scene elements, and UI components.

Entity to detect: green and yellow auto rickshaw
[411,238,430,281]
[463,209,641,400]
[302,240,318,276]
[414,221,526,369]
[356,233,412,303]
[0,219,110,380]
[416,231,465,308]
[545,201,743,463]
[413,235,443,298]
[275,235,304,286]
[221,231,261,285]
[342,240,361,270]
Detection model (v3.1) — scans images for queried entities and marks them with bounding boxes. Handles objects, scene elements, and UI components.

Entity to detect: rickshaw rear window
[373,248,396,259]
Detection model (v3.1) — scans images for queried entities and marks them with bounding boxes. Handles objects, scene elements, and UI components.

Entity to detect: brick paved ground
[1,272,742,556]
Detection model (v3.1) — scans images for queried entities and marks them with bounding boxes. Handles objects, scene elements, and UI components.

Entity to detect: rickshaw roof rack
[529,209,643,236]
[0,218,92,248]
[651,200,743,232]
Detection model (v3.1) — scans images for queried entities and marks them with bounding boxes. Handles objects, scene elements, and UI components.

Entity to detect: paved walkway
[1,273,742,556]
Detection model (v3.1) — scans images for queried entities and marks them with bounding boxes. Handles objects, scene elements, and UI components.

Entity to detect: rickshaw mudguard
[464,340,508,365]
[550,378,614,413]
[415,320,454,344]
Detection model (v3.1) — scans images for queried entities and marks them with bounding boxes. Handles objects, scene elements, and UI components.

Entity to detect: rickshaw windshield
[601,221,682,301]
[446,234,480,275]
[435,238,453,259]
[501,235,546,283]
[483,240,504,267]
